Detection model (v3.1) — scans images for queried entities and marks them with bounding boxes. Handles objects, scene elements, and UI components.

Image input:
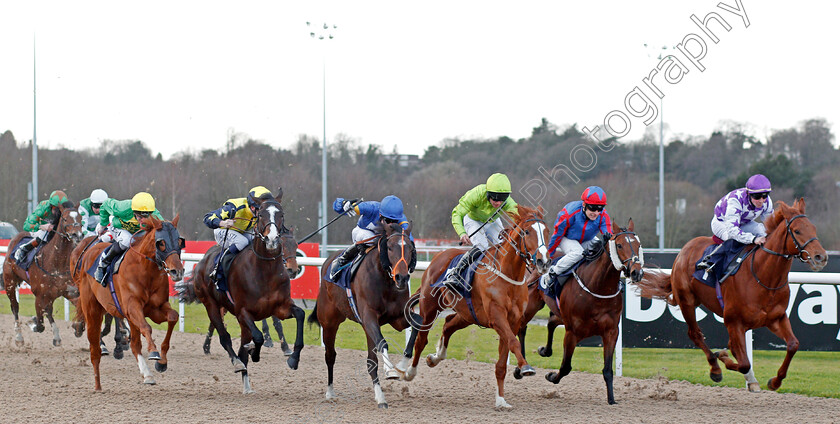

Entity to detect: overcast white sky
[1,1,837,159]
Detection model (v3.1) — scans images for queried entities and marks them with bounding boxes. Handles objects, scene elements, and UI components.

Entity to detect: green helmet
[49,190,68,207]
[486,173,512,193]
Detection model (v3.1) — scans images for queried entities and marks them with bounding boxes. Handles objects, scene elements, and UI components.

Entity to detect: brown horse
[307,222,419,409]
[70,215,185,391]
[3,202,83,347]
[517,280,563,359]
[636,199,827,392]
[181,192,305,394]
[401,205,550,410]
[202,228,301,356]
[531,219,644,404]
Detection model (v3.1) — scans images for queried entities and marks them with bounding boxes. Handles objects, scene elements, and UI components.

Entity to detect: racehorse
[402,205,550,410]
[70,215,184,391]
[181,191,305,394]
[307,222,419,409]
[202,228,301,356]
[527,219,644,405]
[517,282,563,359]
[636,199,827,392]
[3,201,83,347]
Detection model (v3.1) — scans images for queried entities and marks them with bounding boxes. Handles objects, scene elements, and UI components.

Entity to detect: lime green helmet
[486,173,511,202]
[49,190,68,207]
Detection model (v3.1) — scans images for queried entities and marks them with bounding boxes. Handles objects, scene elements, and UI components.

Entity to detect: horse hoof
[53,339,61,347]
[426,354,440,368]
[15,339,24,348]
[263,338,274,348]
[520,365,535,377]
[538,347,552,357]
[282,344,293,357]
[287,355,299,370]
[513,368,523,380]
[155,361,168,373]
[748,382,761,392]
[710,372,722,383]
[113,349,124,360]
[385,369,400,380]
[378,403,389,409]
[148,351,161,361]
[495,400,513,411]
[545,372,560,384]
[233,359,247,373]
[767,377,781,391]
[203,341,211,355]
[101,346,110,356]
[404,366,417,381]
[143,377,156,385]
[244,341,255,352]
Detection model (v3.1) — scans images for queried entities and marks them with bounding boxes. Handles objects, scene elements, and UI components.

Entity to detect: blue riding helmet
[379,195,407,222]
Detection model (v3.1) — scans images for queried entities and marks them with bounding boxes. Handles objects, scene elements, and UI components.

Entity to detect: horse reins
[572,230,642,299]
[750,213,818,290]
[482,215,545,285]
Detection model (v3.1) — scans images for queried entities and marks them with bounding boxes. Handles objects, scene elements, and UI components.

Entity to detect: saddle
[85,243,128,283]
[10,237,42,271]
[431,251,486,298]
[692,238,750,287]
[326,245,375,289]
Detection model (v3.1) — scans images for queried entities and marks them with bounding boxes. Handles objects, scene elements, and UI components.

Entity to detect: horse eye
[794,230,800,235]
[616,243,622,249]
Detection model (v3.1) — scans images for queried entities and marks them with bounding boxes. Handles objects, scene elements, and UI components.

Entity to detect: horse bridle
[381,229,414,284]
[759,214,818,263]
[130,226,183,275]
[250,209,285,261]
[609,230,645,275]
[501,217,545,271]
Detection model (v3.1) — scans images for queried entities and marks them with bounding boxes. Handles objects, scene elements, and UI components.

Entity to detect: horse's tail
[174,279,199,304]
[307,302,321,328]
[633,267,676,306]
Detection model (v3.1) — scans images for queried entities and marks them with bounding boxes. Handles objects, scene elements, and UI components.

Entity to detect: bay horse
[3,201,83,347]
[202,228,301,357]
[307,221,419,409]
[401,205,550,410]
[181,191,305,394]
[636,199,827,392]
[70,215,185,391]
[528,219,644,405]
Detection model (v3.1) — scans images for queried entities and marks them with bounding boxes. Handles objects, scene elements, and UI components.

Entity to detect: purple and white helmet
[745,174,772,193]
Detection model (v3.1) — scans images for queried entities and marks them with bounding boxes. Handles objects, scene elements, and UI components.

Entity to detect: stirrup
[696,259,713,270]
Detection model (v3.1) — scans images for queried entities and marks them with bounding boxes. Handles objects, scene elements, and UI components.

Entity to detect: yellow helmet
[131,192,156,212]
[247,186,272,209]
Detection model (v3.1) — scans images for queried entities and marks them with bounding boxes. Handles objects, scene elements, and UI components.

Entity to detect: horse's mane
[514,205,539,223]
[60,200,75,209]
[763,201,791,233]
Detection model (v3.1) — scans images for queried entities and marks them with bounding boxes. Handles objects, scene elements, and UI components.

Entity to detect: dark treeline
[1,117,837,250]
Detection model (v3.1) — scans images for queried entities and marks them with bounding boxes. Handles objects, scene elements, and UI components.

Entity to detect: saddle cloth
[692,239,748,287]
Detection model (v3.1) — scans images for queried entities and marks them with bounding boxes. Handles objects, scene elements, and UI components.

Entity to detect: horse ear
[172,213,180,227]
[275,187,284,203]
[611,220,620,234]
[798,197,806,213]
[627,217,634,232]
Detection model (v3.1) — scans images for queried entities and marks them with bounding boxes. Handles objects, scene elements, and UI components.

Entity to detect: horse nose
[170,269,185,282]
[395,274,410,289]
[287,267,300,279]
[630,268,643,283]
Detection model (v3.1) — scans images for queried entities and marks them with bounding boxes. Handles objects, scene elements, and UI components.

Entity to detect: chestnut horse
[181,192,305,394]
[307,222,419,409]
[71,215,185,391]
[526,219,644,405]
[636,199,827,392]
[202,228,301,356]
[3,202,83,347]
[401,205,550,410]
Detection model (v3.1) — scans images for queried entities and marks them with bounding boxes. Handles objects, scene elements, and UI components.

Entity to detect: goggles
[381,216,400,224]
[91,203,102,209]
[585,203,605,212]
[487,192,510,202]
[134,211,152,218]
[749,192,769,200]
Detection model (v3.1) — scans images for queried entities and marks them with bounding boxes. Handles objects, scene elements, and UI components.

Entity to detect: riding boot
[442,246,483,294]
[95,244,125,287]
[696,243,724,270]
[540,260,573,290]
[330,243,364,279]
[13,238,40,262]
[211,245,241,291]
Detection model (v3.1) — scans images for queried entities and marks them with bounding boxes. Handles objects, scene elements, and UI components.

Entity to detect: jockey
[79,189,109,237]
[540,186,612,288]
[328,195,412,279]
[202,186,273,284]
[697,174,773,269]
[13,190,70,262]
[441,173,518,293]
[93,192,164,286]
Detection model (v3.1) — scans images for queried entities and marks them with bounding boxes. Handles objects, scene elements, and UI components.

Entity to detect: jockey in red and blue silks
[541,186,612,286]
[329,195,413,278]
[698,174,773,270]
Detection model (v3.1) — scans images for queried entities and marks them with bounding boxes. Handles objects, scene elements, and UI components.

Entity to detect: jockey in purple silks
[697,174,774,269]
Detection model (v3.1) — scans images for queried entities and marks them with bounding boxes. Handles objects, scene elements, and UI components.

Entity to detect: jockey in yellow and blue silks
[13,190,70,262]
[442,173,518,293]
[202,186,272,284]
[93,192,164,285]
[328,195,413,279]
[540,186,611,287]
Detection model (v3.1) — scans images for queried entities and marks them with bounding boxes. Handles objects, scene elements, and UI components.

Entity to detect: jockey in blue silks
[697,174,774,269]
[329,195,413,279]
[540,186,612,287]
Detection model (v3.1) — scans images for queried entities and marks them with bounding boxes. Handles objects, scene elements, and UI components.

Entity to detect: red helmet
[581,186,607,205]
